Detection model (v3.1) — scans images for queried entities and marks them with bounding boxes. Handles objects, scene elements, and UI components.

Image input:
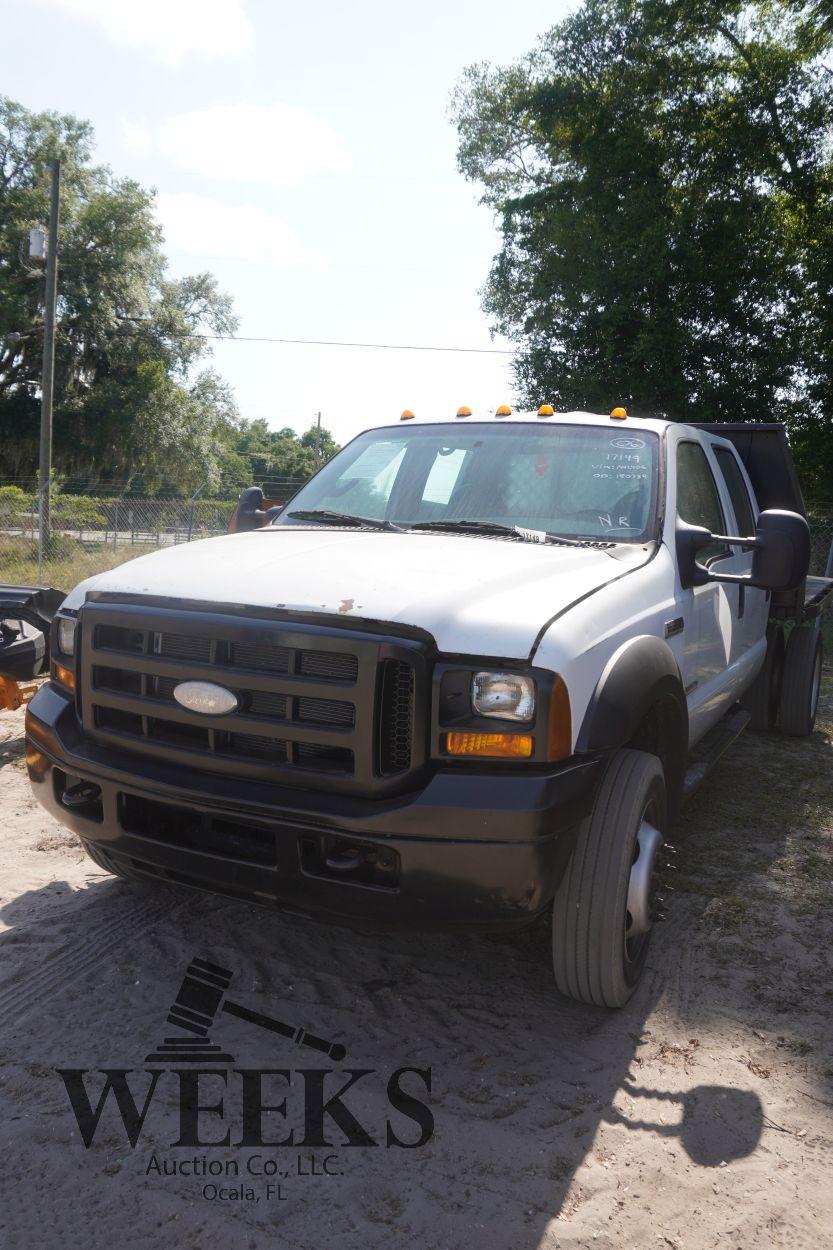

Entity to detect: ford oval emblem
[173,680,238,716]
[610,436,645,450]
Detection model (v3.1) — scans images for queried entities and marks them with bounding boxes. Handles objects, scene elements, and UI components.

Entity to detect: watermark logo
[144,956,346,1065]
[55,954,434,1203]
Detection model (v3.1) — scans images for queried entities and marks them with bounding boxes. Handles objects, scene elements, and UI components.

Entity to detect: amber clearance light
[52,662,75,691]
[547,676,572,762]
[446,732,533,759]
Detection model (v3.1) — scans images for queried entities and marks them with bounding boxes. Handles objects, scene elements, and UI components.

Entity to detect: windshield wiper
[287,509,402,532]
[409,519,591,546]
[410,519,535,539]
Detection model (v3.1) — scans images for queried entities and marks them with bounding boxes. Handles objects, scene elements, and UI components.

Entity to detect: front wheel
[552,748,666,1008]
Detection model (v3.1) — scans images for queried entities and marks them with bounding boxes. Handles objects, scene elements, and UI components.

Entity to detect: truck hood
[65,528,642,659]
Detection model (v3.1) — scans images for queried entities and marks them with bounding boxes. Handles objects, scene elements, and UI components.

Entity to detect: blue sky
[3,0,574,446]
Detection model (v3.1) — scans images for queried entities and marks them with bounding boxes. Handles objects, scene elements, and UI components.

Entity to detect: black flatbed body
[691,422,831,624]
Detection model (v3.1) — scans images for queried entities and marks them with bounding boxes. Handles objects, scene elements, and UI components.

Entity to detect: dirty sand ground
[1,675,832,1250]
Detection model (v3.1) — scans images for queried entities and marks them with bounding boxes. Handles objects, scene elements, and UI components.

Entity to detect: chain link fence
[809,516,833,578]
[0,485,302,589]
[1,481,832,593]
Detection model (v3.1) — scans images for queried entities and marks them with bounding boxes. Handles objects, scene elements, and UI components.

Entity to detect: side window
[676,441,727,562]
[713,446,755,537]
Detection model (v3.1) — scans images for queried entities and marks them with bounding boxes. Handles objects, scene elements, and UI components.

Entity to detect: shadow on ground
[1,671,831,1247]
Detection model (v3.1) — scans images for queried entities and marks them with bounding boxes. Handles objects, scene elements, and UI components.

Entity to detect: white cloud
[156,103,352,187]
[155,193,321,269]
[120,118,152,156]
[33,0,253,63]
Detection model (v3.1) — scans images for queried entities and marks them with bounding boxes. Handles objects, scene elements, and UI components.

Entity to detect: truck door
[675,439,738,739]
[709,442,768,685]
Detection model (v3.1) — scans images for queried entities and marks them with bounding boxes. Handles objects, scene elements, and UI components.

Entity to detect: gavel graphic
[147,956,346,1063]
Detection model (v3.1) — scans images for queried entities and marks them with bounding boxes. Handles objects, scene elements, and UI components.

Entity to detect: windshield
[275,422,660,541]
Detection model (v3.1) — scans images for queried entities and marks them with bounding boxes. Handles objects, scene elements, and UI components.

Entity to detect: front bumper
[25,683,601,930]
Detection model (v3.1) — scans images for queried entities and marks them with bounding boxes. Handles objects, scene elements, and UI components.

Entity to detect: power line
[116,321,514,356]
[204,334,514,355]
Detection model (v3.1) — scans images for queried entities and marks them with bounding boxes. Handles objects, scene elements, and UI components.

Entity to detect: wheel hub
[626,820,663,938]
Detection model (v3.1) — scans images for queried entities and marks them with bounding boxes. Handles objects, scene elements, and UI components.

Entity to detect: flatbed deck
[803,575,833,620]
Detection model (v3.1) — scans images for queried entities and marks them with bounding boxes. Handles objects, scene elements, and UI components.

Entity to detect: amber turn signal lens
[400,409,415,420]
[53,662,75,691]
[547,676,572,762]
[537,404,554,416]
[446,731,533,759]
[456,406,472,417]
[495,404,512,417]
[610,406,628,419]
[25,741,49,780]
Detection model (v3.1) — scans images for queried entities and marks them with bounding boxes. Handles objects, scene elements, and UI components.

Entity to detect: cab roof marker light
[456,406,472,418]
[537,404,554,417]
[400,409,415,421]
[495,404,512,417]
[610,406,628,420]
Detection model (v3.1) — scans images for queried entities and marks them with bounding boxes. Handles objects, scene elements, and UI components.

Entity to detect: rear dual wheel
[552,749,666,1009]
[779,624,823,737]
[742,623,784,731]
[742,621,823,737]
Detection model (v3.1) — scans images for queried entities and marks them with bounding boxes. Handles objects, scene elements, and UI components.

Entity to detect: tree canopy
[453,0,833,498]
[228,419,340,492]
[0,97,337,495]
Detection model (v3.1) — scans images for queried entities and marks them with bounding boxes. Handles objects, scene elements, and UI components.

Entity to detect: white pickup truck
[25,408,831,1007]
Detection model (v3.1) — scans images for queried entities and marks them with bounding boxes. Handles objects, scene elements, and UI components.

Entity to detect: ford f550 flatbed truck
[24,408,833,1007]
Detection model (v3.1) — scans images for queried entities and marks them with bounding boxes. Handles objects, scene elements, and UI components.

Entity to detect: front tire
[552,748,666,1008]
[779,624,822,737]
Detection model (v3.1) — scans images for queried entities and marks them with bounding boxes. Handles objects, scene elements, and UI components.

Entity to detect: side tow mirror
[749,509,810,591]
[676,509,810,593]
[228,487,283,534]
[675,520,713,590]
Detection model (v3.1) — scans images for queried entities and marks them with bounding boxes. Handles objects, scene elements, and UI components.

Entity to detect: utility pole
[315,410,322,467]
[38,158,60,563]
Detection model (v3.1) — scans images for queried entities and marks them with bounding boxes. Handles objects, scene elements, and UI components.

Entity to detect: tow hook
[60,781,102,811]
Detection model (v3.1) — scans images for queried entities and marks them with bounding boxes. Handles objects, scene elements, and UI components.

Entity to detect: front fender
[576,634,688,819]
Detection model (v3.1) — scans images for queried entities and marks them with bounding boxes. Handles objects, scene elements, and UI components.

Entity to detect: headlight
[472,672,536,722]
[57,617,76,656]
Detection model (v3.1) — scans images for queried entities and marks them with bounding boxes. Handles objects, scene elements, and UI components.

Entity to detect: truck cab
[25,407,826,1008]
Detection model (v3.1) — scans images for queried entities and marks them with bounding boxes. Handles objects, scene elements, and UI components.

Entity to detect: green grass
[0,535,162,590]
